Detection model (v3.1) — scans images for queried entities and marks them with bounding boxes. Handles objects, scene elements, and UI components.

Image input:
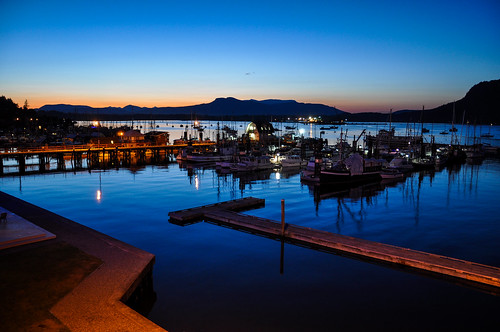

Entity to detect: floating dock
[169,197,500,291]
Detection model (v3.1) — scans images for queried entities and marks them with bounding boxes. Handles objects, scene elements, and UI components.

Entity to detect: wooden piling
[281,199,285,236]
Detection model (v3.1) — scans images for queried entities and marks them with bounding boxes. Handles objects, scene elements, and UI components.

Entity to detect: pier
[169,198,500,291]
[0,142,215,175]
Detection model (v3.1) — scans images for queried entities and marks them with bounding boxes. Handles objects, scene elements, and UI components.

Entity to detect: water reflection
[96,172,102,202]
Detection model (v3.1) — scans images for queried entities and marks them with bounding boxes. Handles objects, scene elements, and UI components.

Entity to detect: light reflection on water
[2,158,500,331]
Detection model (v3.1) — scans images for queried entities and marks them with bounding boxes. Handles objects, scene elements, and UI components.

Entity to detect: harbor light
[96,189,102,201]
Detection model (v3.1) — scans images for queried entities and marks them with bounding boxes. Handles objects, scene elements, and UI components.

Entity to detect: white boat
[387,157,413,173]
[280,155,307,168]
[186,152,233,163]
[230,155,274,172]
[184,145,238,163]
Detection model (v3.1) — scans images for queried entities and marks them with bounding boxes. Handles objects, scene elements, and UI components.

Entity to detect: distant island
[32,79,500,124]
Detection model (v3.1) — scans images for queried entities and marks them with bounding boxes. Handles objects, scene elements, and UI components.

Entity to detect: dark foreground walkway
[0,191,165,331]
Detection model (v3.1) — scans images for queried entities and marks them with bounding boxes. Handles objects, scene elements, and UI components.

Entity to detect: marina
[2,120,500,331]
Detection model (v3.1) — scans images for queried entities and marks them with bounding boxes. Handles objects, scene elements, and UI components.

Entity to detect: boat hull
[319,170,381,185]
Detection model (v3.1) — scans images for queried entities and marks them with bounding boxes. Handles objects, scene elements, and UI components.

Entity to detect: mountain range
[39,98,346,121]
[38,79,500,123]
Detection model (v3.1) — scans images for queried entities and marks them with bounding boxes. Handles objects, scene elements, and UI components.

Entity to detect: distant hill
[37,79,499,123]
[390,79,500,124]
[38,97,347,120]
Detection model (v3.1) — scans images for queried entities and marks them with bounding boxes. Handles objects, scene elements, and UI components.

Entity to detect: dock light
[96,190,102,201]
[117,131,124,136]
[299,128,305,136]
[93,120,99,127]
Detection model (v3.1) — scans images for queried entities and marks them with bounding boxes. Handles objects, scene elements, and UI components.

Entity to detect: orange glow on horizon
[8,94,446,114]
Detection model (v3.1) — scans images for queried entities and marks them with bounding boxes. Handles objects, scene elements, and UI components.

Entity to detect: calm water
[2,124,500,331]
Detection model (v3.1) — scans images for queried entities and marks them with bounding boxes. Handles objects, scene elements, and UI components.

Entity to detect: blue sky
[1,0,499,112]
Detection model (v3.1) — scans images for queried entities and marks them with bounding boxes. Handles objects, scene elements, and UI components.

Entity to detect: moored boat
[280,155,307,168]
[319,154,383,185]
[380,168,404,179]
[230,155,274,172]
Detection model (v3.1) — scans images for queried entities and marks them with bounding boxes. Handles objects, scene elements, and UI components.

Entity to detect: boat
[440,130,448,135]
[318,154,383,185]
[380,168,404,179]
[182,145,237,163]
[411,157,435,170]
[280,155,307,168]
[422,128,429,133]
[386,157,413,173]
[230,155,274,172]
[300,157,322,182]
[176,146,192,161]
[449,127,458,132]
[186,152,233,163]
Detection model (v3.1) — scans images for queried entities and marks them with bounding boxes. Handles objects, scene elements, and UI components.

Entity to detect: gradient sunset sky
[1,0,499,113]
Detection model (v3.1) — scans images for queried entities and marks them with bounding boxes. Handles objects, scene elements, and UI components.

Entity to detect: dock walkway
[169,197,500,290]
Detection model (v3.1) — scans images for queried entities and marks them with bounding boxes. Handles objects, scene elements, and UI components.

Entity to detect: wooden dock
[0,142,215,175]
[169,197,500,291]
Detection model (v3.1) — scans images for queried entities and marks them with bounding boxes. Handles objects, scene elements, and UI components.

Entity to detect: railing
[0,141,216,155]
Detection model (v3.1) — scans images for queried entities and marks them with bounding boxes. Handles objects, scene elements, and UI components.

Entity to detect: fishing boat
[319,154,383,185]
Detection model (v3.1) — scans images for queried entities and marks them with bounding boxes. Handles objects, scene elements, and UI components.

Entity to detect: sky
[1,0,499,113]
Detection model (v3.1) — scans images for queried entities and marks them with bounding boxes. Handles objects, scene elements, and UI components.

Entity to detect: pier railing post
[281,199,285,236]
